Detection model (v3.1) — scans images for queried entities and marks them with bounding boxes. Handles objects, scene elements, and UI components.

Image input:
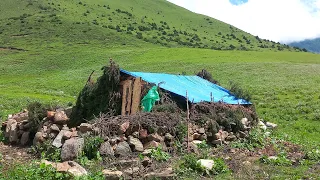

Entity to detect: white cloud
[167,0,320,43]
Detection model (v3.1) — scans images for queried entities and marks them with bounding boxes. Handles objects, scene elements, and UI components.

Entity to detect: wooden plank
[131,77,142,115]
[125,80,133,115]
[121,81,128,115]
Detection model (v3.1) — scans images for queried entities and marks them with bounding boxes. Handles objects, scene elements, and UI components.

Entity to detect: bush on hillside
[69,60,121,127]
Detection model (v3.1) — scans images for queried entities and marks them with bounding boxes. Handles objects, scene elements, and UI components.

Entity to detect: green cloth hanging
[141,86,160,112]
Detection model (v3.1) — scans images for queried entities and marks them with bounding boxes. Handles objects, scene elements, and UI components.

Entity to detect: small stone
[66,161,88,177]
[147,133,164,142]
[226,135,237,142]
[61,138,84,161]
[79,123,93,133]
[239,131,246,138]
[128,136,144,152]
[124,167,139,175]
[52,130,68,148]
[102,170,123,180]
[241,118,249,126]
[109,137,119,146]
[33,132,45,145]
[143,140,160,149]
[50,124,60,132]
[258,121,267,130]
[197,159,214,170]
[164,133,174,141]
[63,131,72,140]
[99,141,114,157]
[266,122,278,129]
[229,149,236,153]
[144,167,175,179]
[193,133,201,140]
[242,161,251,166]
[268,156,278,160]
[192,140,203,144]
[265,131,271,136]
[212,139,222,145]
[141,149,152,156]
[47,111,56,120]
[20,131,30,145]
[200,133,207,141]
[119,121,130,134]
[198,128,205,134]
[132,131,139,138]
[139,129,148,139]
[62,125,69,131]
[54,111,69,124]
[115,141,132,157]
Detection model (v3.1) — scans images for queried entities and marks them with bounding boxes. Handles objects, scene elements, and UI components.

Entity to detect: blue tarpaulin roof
[120,69,251,105]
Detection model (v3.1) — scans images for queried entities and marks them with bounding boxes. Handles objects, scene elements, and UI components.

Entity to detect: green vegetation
[82,136,103,160]
[0,0,320,179]
[149,146,171,162]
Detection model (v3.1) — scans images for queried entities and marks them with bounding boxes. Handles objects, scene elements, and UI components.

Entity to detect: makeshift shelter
[120,69,251,115]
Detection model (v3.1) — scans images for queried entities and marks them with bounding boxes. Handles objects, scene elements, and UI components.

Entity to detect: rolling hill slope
[289,38,320,53]
[0,0,303,52]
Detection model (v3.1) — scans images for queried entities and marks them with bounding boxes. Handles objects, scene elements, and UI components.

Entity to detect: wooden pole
[186,90,190,153]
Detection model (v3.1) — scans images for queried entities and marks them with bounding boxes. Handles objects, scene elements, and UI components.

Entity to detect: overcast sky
[167,0,320,43]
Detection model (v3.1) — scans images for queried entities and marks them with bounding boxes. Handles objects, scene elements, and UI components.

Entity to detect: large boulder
[99,141,114,157]
[61,138,84,161]
[128,136,144,152]
[115,141,132,157]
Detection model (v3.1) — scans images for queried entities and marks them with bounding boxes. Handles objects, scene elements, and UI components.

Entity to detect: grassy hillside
[289,38,320,53]
[0,0,303,51]
[1,0,320,178]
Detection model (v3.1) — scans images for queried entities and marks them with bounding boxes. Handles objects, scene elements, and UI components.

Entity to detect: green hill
[289,38,320,53]
[1,0,320,179]
[0,0,303,51]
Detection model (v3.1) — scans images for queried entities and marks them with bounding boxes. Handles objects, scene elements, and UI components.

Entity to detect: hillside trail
[0,142,35,171]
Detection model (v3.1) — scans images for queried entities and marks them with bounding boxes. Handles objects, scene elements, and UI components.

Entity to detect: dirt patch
[0,47,26,51]
[0,142,35,171]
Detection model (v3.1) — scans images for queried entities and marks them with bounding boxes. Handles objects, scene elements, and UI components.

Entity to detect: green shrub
[32,140,61,162]
[231,128,265,150]
[150,146,171,162]
[305,149,320,161]
[176,123,187,142]
[83,136,103,160]
[0,162,71,180]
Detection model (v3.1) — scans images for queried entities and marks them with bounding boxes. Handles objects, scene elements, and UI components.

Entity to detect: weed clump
[228,81,252,102]
[70,60,121,127]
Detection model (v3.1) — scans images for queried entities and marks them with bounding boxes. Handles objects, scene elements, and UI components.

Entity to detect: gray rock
[144,167,175,179]
[79,123,93,133]
[266,122,278,129]
[123,167,139,175]
[164,133,174,141]
[99,141,114,156]
[52,130,68,148]
[258,121,267,130]
[197,159,214,170]
[50,124,60,132]
[128,136,143,152]
[212,139,222,145]
[20,131,30,145]
[115,141,132,157]
[200,133,207,141]
[102,170,123,180]
[147,133,164,142]
[198,128,205,134]
[226,135,237,142]
[33,131,45,145]
[61,138,84,161]
[62,125,70,131]
[5,119,18,143]
[241,118,249,126]
[132,131,139,138]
